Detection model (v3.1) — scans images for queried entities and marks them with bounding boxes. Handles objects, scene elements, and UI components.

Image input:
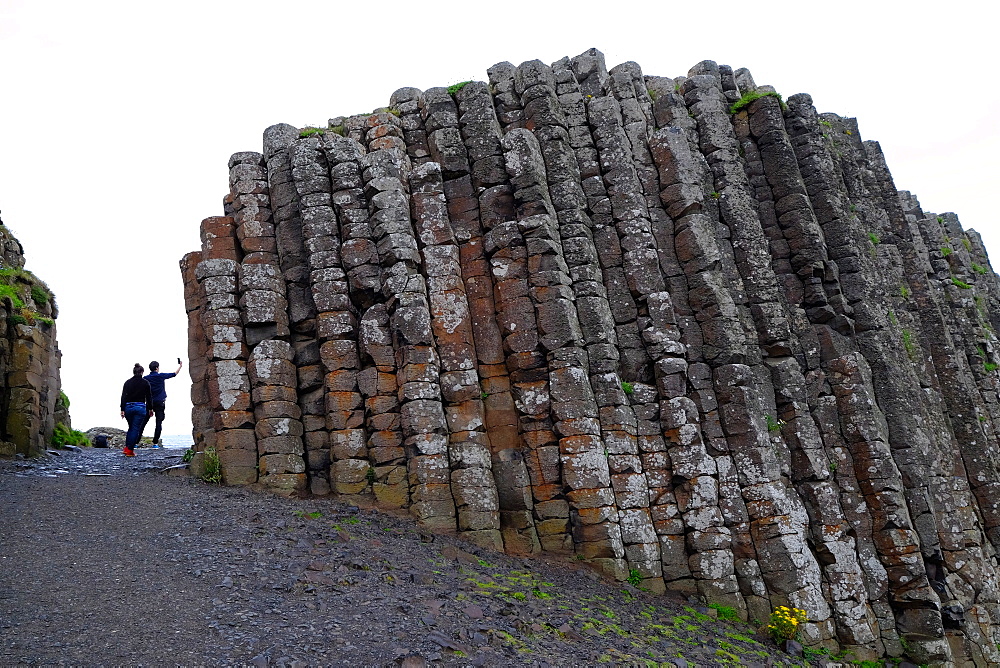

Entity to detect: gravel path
[0,447,810,667]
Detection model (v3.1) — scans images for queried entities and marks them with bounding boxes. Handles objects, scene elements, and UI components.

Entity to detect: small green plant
[848,203,857,212]
[0,284,25,309]
[937,216,945,224]
[480,391,489,400]
[941,246,953,256]
[7,314,27,327]
[710,191,721,200]
[202,447,222,484]
[299,127,325,138]
[365,467,376,484]
[819,120,832,128]
[868,232,881,245]
[626,569,643,586]
[30,284,48,306]
[182,448,194,463]
[963,237,972,251]
[902,329,917,358]
[709,603,739,622]
[729,90,786,114]
[986,362,998,373]
[295,510,322,519]
[973,263,987,274]
[952,277,972,290]
[328,124,345,136]
[0,269,53,311]
[36,316,54,326]
[766,606,806,643]
[447,80,472,95]
[829,459,838,473]
[980,415,989,423]
[647,88,658,101]
[764,415,785,432]
[50,422,89,448]
[803,646,831,662]
[574,553,586,561]
[900,285,911,300]
[888,310,897,326]
[346,516,360,525]
[621,381,634,395]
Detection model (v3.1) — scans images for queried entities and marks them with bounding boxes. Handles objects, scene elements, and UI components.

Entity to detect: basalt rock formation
[0,212,66,457]
[180,49,1000,663]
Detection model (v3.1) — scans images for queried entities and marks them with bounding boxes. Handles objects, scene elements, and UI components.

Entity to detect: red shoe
[123,447,135,457]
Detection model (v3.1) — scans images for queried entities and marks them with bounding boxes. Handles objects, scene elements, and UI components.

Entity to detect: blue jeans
[124,403,148,448]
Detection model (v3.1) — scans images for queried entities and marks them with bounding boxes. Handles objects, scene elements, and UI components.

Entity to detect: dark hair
[133,363,144,377]
[149,360,159,371]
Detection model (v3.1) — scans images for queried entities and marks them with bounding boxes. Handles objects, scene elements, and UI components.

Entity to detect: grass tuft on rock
[729,90,786,114]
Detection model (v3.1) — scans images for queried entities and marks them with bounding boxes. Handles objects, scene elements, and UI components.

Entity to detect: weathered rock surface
[0,211,67,457]
[181,50,1000,664]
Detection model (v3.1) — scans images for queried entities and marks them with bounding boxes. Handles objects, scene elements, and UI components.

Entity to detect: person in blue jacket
[142,359,183,447]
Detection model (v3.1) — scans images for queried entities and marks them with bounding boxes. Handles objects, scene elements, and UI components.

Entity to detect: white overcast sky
[1,0,996,434]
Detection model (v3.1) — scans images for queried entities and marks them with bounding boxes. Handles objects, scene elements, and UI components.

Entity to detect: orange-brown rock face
[180,50,1000,664]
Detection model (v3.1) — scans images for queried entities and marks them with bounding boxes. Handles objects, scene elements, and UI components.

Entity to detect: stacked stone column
[584,74,686,586]
[452,81,542,554]
[391,88,431,166]
[195,255,256,484]
[411,161,502,549]
[229,148,302,493]
[486,63,524,134]
[323,133,406,505]
[289,134,345,496]
[247,339,306,492]
[181,250,210,455]
[361,115,458,531]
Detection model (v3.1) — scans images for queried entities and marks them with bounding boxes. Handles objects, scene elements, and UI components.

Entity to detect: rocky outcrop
[180,50,1000,664]
[0,212,66,457]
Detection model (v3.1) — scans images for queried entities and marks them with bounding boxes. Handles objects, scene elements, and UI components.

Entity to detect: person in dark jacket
[120,363,153,457]
[141,359,182,448]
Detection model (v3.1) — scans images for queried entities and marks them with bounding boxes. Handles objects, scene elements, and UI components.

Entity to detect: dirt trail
[1,448,805,667]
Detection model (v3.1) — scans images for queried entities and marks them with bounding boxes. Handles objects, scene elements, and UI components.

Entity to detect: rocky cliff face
[0,213,65,457]
[179,49,1000,663]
